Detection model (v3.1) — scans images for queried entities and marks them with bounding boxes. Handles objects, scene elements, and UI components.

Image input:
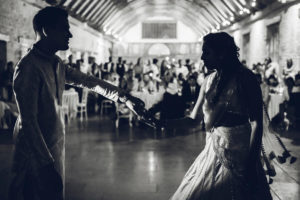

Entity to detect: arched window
[148,43,170,56]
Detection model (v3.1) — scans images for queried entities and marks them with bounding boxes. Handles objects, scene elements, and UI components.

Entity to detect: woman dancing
[169,32,272,200]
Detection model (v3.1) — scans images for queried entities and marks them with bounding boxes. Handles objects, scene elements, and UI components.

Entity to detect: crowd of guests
[243,57,300,130]
[1,54,300,130]
[64,55,208,124]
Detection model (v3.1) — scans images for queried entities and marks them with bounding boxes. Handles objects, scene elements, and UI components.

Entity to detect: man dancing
[9,6,145,200]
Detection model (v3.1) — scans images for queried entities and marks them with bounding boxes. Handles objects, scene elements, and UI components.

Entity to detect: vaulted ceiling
[57,0,278,39]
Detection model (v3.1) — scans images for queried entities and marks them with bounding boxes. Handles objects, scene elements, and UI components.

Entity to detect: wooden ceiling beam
[81,0,101,18]
[91,1,115,22]
[75,0,93,15]
[85,0,108,21]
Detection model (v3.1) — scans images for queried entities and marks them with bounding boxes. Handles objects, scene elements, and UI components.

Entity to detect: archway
[147,43,171,57]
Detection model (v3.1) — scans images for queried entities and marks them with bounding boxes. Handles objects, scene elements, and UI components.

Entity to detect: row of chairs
[62,88,88,123]
[100,99,133,128]
[62,89,133,128]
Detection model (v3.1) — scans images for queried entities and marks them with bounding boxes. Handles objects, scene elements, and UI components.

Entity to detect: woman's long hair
[203,32,241,104]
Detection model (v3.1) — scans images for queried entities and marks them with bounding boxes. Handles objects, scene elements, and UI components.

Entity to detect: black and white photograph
[0,0,300,199]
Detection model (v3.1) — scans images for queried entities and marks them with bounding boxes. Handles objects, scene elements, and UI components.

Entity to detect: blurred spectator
[185,59,192,72]
[134,57,144,80]
[76,59,84,72]
[123,60,128,72]
[175,59,189,80]
[283,58,298,94]
[116,57,125,81]
[143,59,152,74]
[67,54,77,69]
[151,58,160,81]
[102,56,114,78]
[182,74,200,104]
[256,73,270,106]
[90,57,100,77]
[160,59,170,78]
[139,72,156,94]
[148,81,186,124]
[125,69,139,93]
[264,57,281,82]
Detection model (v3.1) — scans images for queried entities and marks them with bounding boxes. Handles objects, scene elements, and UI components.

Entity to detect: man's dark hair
[33,6,68,34]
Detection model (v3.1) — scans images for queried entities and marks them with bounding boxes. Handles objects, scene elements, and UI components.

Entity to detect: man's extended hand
[125,94,145,114]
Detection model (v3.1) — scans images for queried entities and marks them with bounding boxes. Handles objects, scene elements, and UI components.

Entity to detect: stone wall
[229,2,300,70]
[0,0,111,71]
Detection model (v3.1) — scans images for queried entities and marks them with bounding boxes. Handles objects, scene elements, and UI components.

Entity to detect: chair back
[81,88,89,104]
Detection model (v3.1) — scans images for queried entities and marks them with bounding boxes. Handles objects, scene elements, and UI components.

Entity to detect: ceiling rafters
[92,1,117,24]
[221,0,237,13]
[81,0,101,18]
[186,0,223,26]
[59,0,261,39]
[85,0,107,20]
[101,0,147,30]
[106,3,205,36]
[182,0,219,29]
[95,6,119,27]
[90,1,115,22]
[167,0,219,31]
[206,2,226,22]
[66,0,80,10]
[174,0,218,30]
[116,8,205,36]
[75,0,93,15]
[232,0,245,10]
[62,0,73,7]
[214,0,234,17]
[117,9,206,37]
[207,0,228,20]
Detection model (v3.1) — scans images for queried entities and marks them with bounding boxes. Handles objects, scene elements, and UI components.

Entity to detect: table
[268,93,286,119]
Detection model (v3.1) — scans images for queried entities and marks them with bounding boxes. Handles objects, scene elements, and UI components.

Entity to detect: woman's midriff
[216,112,249,127]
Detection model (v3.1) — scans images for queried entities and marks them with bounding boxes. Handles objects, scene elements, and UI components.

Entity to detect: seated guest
[134,57,144,80]
[67,55,76,69]
[162,69,177,89]
[283,59,298,94]
[175,59,189,80]
[125,69,139,93]
[139,72,156,93]
[182,74,200,104]
[116,57,125,81]
[266,74,279,92]
[102,56,114,79]
[148,82,186,124]
[110,72,120,87]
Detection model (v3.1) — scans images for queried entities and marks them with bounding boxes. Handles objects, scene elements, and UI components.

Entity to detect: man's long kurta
[12,45,123,190]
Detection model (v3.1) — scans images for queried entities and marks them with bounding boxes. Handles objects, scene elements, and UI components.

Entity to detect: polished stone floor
[0,115,299,200]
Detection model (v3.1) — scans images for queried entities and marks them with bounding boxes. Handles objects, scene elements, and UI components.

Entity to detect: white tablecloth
[268,93,285,119]
[62,90,79,119]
